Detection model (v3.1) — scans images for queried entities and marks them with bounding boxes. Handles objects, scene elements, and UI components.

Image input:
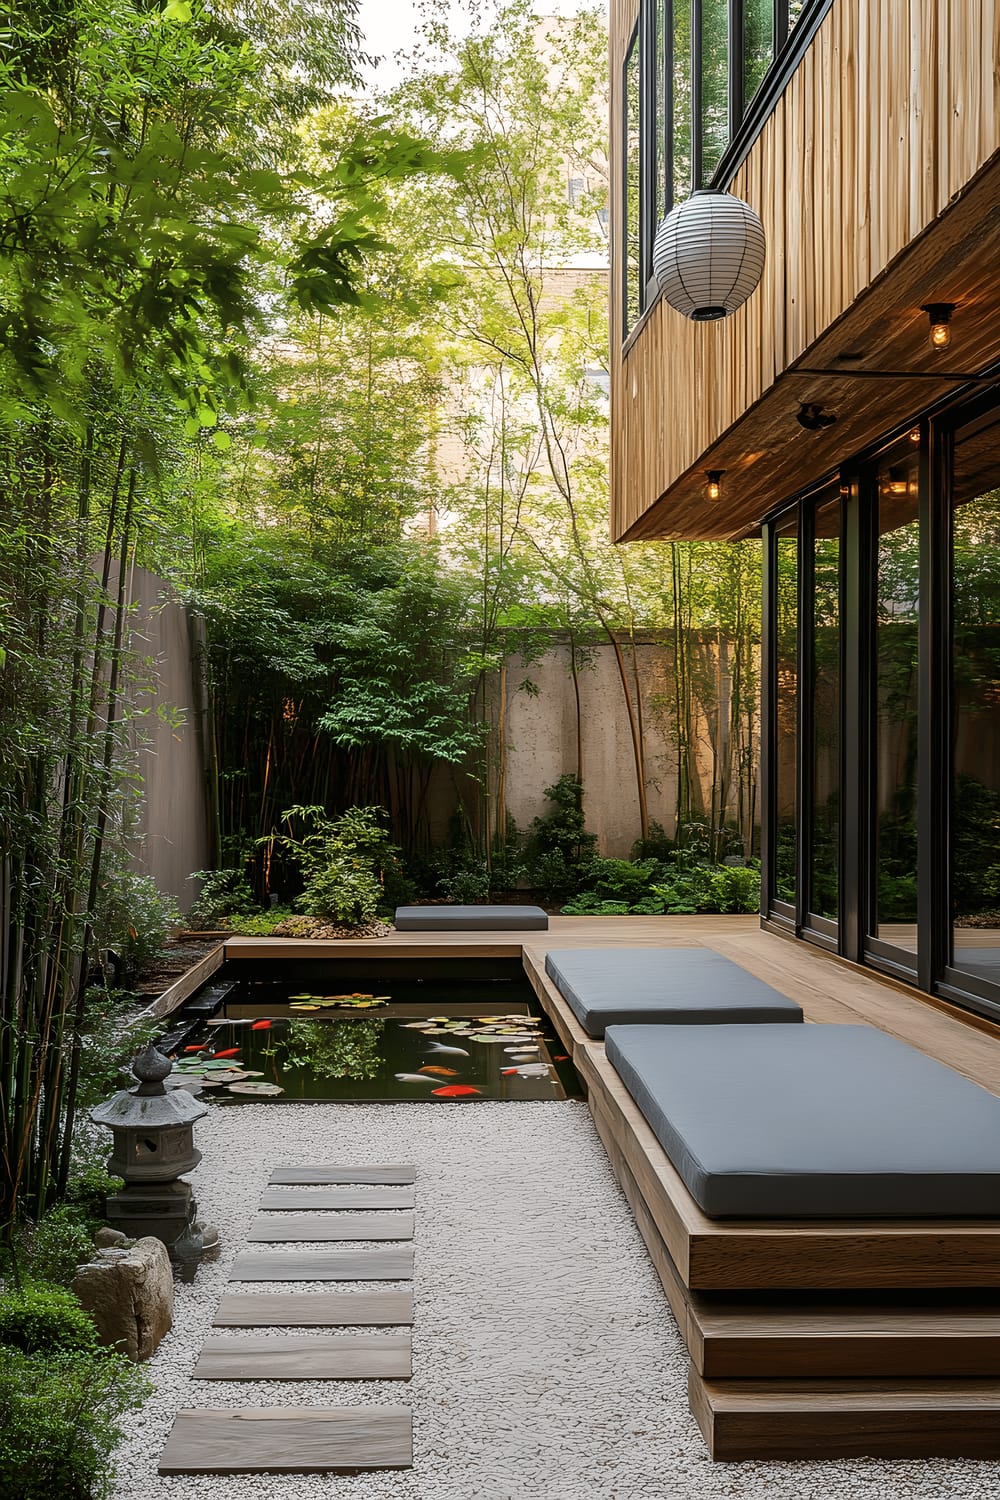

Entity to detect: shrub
[300,861,382,926]
[92,868,181,981]
[0,1285,98,1356]
[526,776,598,903]
[16,1208,95,1288]
[262,804,406,926]
[0,1346,148,1500]
[187,868,258,928]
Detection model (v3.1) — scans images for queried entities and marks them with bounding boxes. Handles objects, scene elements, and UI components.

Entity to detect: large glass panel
[624,29,641,333]
[774,510,798,906]
[672,0,692,202]
[811,494,840,921]
[950,407,1000,989]
[873,454,920,959]
[743,0,775,106]
[654,0,668,218]
[700,0,729,181]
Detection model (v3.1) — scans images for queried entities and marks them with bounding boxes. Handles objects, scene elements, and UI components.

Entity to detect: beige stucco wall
[125,568,210,911]
[494,635,757,858]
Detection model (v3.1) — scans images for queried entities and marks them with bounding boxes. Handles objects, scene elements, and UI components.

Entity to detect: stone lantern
[91,1042,216,1281]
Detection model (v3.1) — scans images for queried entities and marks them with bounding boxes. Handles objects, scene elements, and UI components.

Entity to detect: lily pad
[226,1082,284,1096]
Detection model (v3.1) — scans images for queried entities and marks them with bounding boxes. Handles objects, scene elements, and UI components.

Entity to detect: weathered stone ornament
[72,1236,173,1361]
[652,190,766,321]
[91,1042,218,1281]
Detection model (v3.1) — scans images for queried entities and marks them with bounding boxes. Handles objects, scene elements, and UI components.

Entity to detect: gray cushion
[394,904,548,931]
[544,948,802,1036]
[605,1023,1000,1218]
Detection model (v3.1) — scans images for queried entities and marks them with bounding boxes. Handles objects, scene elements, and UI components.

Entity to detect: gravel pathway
[112,1100,1000,1500]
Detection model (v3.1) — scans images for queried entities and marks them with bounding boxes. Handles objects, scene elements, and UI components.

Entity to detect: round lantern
[652,190,766,322]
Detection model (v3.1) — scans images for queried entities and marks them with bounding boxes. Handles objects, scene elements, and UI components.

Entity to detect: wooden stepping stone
[269,1165,415,1185]
[213,1290,414,1327]
[259,1188,414,1212]
[158,1406,412,1473]
[246,1213,413,1243]
[193,1332,412,1381]
[229,1248,413,1281]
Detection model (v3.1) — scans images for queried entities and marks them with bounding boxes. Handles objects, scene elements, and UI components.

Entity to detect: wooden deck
[220,917,1000,1460]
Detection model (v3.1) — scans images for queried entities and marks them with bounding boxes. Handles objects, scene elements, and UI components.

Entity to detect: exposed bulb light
[922,302,955,352]
[908,426,921,444]
[704,469,725,502]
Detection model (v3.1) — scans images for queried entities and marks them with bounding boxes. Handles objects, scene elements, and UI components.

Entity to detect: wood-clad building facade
[610,0,1000,1017]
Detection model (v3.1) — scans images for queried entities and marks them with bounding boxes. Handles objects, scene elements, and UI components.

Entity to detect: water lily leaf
[227,1082,284,1095]
[290,1003,320,1011]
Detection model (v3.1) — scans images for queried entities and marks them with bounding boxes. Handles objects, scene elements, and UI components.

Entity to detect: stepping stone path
[245,1212,415,1241]
[158,1164,417,1475]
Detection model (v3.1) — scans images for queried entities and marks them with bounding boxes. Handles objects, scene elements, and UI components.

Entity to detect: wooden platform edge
[577,1039,1000,1291]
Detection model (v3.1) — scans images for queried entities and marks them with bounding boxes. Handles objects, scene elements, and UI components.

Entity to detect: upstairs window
[622,0,829,338]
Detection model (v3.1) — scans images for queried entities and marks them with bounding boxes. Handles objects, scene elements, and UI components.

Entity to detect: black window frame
[625,0,834,346]
[761,376,1000,1029]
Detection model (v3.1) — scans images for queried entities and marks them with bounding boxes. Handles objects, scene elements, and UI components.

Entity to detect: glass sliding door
[771,508,798,913]
[807,492,841,928]
[948,405,1000,999]
[869,449,920,969]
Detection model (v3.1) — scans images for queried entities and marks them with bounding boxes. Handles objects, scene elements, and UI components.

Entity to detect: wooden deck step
[269,1165,416,1186]
[213,1291,414,1326]
[229,1248,413,1282]
[158,1407,412,1472]
[246,1213,414,1243]
[689,1370,1000,1460]
[193,1333,411,1381]
[259,1189,414,1212]
[692,1294,1000,1378]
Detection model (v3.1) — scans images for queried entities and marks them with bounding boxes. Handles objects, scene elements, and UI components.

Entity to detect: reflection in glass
[950,409,1000,988]
[672,0,692,203]
[654,0,667,218]
[744,0,775,105]
[774,512,798,905]
[624,29,641,332]
[874,455,920,958]
[788,0,807,29]
[701,0,729,181]
[811,496,840,920]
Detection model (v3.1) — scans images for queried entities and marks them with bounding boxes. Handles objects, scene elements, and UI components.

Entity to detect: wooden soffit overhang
[620,150,1000,542]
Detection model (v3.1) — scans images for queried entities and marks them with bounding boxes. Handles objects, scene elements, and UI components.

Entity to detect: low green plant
[187,868,259,928]
[261,805,405,926]
[0,1346,149,1500]
[0,1285,98,1356]
[92,867,181,981]
[526,775,599,903]
[222,906,294,935]
[560,857,761,916]
[15,1208,95,1289]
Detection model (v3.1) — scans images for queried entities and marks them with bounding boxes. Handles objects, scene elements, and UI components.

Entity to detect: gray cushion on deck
[605,1023,1000,1218]
[544,948,802,1036]
[394,904,548,931]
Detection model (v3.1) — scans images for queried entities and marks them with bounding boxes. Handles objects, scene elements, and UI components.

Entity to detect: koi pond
[157,961,581,1105]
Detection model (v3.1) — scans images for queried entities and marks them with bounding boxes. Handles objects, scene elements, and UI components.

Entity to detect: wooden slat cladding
[610,0,1000,541]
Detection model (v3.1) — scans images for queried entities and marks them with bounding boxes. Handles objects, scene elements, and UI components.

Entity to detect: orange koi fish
[418,1065,459,1077]
[431,1084,482,1097]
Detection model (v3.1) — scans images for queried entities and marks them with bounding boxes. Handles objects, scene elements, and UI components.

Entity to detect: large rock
[72,1236,173,1361]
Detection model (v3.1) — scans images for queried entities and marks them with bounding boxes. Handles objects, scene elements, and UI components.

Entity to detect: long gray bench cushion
[605,1023,1000,1218]
[544,948,802,1036]
[394,905,548,931]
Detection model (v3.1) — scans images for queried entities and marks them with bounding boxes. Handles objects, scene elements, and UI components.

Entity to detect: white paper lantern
[652,190,766,322]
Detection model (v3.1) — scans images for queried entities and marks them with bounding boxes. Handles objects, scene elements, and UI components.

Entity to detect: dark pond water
[163,975,581,1104]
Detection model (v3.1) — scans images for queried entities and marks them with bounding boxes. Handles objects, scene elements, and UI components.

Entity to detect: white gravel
[111,1100,1000,1500]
